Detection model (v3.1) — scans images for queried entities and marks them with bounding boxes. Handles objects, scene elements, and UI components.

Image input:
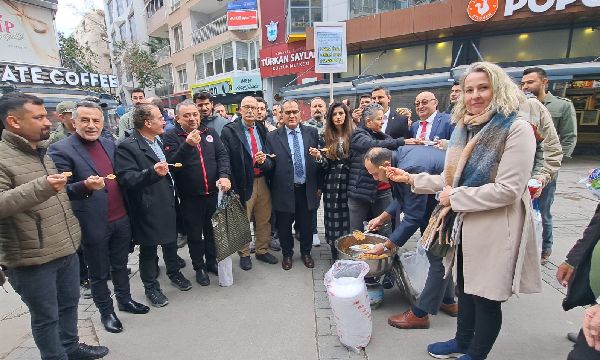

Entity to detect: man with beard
[49,101,77,144]
[0,93,109,359]
[445,82,462,114]
[371,87,410,139]
[193,92,228,136]
[521,67,577,264]
[118,88,146,139]
[255,97,277,132]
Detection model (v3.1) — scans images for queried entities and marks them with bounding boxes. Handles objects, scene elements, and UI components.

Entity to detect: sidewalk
[0,156,597,360]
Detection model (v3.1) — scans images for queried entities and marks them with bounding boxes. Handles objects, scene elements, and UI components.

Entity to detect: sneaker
[240,256,253,271]
[382,272,395,289]
[269,236,281,251]
[169,272,192,291]
[457,356,472,360]
[256,252,278,264]
[541,249,552,265]
[177,255,186,269]
[145,288,169,308]
[312,234,321,247]
[427,339,466,359]
[67,343,109,359]
[177,233,187,248]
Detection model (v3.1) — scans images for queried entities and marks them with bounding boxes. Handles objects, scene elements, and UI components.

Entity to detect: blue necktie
[291,130,304,180]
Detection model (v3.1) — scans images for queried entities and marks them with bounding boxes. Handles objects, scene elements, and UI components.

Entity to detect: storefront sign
[0,63,118,88]
[227,0,257,11]
[191,78,233,96]
[227,10,258,30]
[468,0,600,21]
[233,75,262,92]
[0,1,60,66]
[259,43,316,78]
[314,22,347,73]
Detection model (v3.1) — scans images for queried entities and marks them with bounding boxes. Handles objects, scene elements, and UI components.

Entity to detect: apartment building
[103,0,152,104]
[71,9,112,74]
[145,0,260,111]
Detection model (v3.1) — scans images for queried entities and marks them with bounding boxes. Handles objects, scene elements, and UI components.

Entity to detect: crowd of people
[0,61,597,360]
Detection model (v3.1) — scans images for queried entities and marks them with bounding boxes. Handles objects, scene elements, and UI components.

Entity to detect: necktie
[291,130,304,180]
[247,127,260,176]
[418,121,428,140]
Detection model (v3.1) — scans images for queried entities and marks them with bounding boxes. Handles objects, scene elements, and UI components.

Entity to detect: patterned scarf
[421,110,518,256]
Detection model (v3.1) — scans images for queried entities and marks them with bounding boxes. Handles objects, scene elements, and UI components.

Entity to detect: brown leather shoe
[388,310,430,329]
[282,256,292,270]
[301,254,314,268]
[439,303,458,317]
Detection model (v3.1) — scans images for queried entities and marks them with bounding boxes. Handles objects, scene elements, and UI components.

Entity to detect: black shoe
[177,255,186,269]
[256,252,278,264]
[240,256,252,271]
[206,262,219,275]
[195,269,210,286]
[169,272,192,291]
[100,312,123,333]
[118,300,150,314]
[382,272,395,290]
[68,343,109,359]
[145,288,169,308]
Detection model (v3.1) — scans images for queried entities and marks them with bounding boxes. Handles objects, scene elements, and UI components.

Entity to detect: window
[177,67,188,91]
[214,46,223,75]
[205,51,214,77]
[249,42,257,70]
[195,53,205,80]
[119,23,126,41]
[236,41,249,71]
[116,0,124,17]
[349,0,412,18]
[107,0,113,23]
[361,45,426,74]
[570,27,600,59]
[128,15,137,41]
[172,0,181,10]
[173,24,184,52]
[479,30,569,63]
[288,0,322,34]
[426,41,453,69]
[223,43,234,73]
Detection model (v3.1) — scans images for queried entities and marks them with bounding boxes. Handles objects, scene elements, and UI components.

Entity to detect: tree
[58,32,98,73]
[113,41,164,89]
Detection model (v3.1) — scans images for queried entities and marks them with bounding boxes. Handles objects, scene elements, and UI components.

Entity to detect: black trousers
[568,329,600,360]
[139,242,180,290]
[180,193,218,271]
[81,216,132,316]
[276,185,313,258]
[415,251,455,315]
[455,245,502,360]
[77,247,88,285]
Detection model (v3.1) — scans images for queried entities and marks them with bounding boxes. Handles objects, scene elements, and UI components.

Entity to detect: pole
[329,73,334,105]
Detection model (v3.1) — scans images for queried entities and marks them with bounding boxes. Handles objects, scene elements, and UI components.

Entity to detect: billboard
[0,1,60,66]
[227,10,258,31]
[314,22,347,74]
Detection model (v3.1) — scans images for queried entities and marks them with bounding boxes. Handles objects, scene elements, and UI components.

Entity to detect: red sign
[227,10,258,30]
[259,42,318,79]
[467,0,499,22]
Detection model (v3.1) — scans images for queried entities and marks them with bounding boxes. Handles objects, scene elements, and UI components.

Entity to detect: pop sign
[468,0,600,21]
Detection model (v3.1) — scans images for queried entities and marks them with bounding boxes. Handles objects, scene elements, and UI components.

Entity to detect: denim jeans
[538,176,557,252]
[348,190,393,237]
[6,254,80,360]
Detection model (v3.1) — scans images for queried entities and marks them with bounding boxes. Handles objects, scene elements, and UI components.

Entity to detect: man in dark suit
[372,87,410,140]
[265,99,324,270]
[364,146,457,330]
[221,96,278,271]
[48,101,149,334]
[115,104,192,308]
[409,92,454,141]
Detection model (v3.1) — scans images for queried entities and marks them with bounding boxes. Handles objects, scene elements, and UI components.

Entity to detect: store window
[173,24,184,52]
[570,27,600,59]
[128,15,137,41]
[362,45,425,75]
[288,0,322,34]
[479,29,569,63]
[177,67,188,91]
[341,54,360,78]
[426,41,453,70]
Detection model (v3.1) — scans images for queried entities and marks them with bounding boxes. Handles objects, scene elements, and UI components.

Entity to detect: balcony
[192,15,227,46]
[146,0,169,38]
[153,45,171,63]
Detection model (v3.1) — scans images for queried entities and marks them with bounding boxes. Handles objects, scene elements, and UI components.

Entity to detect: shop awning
[282,61,600,99]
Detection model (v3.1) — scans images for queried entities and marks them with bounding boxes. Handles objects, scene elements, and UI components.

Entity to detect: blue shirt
[242,121,263,154]
[286,125,306,184]
[143,135,166,162]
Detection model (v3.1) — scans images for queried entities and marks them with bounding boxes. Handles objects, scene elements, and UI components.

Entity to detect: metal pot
[335,233,394,278]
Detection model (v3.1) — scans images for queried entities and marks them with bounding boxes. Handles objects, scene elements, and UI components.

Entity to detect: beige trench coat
[412,119,542,301]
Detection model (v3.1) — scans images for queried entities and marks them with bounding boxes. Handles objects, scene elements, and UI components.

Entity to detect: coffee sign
[0,63,119,88]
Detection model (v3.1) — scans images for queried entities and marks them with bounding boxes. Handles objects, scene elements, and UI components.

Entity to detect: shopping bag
[218,256,233,287]
[211,190,251,262]
[399,244,430,298]
[324,260,372,353]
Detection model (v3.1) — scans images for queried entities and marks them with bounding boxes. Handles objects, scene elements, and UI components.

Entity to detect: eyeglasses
[284,110,299,115]
[414,99,436,107]
[242,105,257,111]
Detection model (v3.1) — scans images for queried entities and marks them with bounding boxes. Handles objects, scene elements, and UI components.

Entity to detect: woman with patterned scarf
[386,62,542,360]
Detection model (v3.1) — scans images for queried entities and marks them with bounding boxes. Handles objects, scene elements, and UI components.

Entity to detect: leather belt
[294,183,306,188]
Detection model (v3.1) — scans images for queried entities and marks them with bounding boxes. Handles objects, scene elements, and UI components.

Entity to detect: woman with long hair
[316,102,354,259]
[387,62,541,359]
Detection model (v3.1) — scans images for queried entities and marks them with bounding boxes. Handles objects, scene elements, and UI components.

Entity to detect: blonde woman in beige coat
[387,62,542,360]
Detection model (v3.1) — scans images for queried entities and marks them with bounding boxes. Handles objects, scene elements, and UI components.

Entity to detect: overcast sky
[55,0,104,36]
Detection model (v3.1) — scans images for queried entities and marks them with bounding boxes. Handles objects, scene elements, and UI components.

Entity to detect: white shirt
[417,111,438,140]
[382,108,391,133]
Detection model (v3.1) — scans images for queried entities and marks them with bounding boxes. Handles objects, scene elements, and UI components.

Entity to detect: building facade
[278,0,600,152]
[144,0,261,113]
[71,9,112,75]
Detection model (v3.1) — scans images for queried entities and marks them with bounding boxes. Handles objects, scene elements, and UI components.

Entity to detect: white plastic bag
[218,256,233,287]
[532,205,543,254]
[399,245,430,298]
[324,260,372,353]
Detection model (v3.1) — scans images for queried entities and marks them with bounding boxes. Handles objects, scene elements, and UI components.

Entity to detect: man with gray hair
[49,101,150,334]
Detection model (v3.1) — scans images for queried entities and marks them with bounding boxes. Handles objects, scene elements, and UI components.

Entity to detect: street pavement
[0,156,597,360]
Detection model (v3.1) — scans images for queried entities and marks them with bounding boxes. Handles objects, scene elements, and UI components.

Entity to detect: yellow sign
[191,78,234,96]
